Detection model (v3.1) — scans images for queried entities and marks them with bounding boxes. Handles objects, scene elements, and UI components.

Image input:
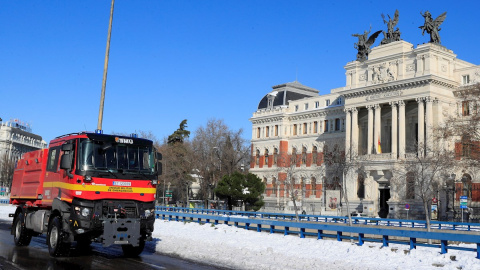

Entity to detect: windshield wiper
[98,169,117,179]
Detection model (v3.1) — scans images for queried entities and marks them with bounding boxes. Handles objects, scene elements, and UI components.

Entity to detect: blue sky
[1,1,479,144]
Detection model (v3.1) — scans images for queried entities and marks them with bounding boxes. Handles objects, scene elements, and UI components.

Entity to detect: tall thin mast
[97,0,115,132]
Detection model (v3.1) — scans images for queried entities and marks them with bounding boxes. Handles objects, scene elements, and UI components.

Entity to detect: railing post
[337,232,342,242]
[270,225,274,234]
[284,227,289,236]
[477,243,480,259]
[358,233,364,246]
[300,228,305,238]
[382,235,389,247]
[317,230,323,240]
[410,238,416,250]
[441,240,448,254]
[257,224,262,232]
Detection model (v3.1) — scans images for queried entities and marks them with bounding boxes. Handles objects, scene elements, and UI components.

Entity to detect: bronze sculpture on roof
[380,10,401,45]
[352,26,382,62]
[419,11,447,44]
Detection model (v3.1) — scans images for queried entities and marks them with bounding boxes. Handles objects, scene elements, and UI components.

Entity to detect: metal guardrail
[156,206,480,259]
[156,206,480,232]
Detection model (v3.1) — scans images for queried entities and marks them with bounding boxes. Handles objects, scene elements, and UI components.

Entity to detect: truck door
[43,146,61,205]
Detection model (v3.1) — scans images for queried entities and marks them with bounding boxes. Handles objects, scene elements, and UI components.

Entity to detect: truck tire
[47,216,70,257]
[13,212,32,246]
[121,238,145,257]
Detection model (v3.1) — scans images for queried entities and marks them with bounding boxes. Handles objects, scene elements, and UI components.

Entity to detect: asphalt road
[0,219,227,270]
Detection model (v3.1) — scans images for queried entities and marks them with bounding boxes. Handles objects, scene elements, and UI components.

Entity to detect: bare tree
[323,140,362,227]
[275,151,301,221]
[0,153,15,189]
[391,142,453,233]
[273,143,329,221]
[191,119,249,208]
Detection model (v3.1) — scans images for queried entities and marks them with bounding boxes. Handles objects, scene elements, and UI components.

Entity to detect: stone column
[374,104,382,154]
[417,97,425,156]
[390,101,398,158]
[425,97,434,154]
[345,108,351,156]
[352,108,359,156]
[367,105,374,154]
[436,100,443,150]
[398,101,406,158]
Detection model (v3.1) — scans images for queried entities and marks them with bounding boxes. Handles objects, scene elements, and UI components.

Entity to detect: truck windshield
[78,139,155,175]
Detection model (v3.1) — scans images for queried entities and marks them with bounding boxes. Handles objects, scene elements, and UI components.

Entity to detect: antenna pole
[97,0,115,132]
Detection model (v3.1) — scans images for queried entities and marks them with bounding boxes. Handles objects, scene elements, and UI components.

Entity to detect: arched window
[311,177,317,196]
[462,174,473,198]
[255,149,260,165]
[301,146,307,164]
[273,148,278,165]
[357,173,365,199]
[291,147,297,165]
[264,149,269,166]
[312,146,318,165]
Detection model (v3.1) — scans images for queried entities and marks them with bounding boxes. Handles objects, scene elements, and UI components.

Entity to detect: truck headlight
[81,208,91,217]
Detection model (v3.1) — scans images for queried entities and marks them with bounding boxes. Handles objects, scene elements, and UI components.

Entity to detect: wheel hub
[50,227,58,249]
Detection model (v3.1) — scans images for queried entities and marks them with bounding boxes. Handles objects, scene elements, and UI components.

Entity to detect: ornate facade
[250,40,480,219]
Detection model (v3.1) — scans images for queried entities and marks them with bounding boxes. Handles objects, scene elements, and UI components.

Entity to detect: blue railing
[0,199,9,204]
[156,206,480,232]
[155,206,480,259]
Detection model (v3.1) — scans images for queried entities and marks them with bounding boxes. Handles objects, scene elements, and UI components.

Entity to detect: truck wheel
[13,212,32,246]
[47,216,70,257]
[121,238,145,257]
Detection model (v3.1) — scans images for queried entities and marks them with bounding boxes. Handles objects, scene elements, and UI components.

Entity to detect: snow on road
[1,204,479,270]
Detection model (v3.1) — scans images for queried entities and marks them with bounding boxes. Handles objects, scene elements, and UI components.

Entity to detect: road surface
[0,219,227,270]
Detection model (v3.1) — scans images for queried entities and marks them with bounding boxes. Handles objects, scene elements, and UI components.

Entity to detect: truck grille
[101,201,138,218]
[124,207,136,217]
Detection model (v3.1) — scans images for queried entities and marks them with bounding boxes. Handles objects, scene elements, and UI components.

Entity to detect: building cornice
[342,76,459,100]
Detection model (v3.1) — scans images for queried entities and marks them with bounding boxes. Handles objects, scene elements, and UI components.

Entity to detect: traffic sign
[460,196,468,209]
[405,204,410,210]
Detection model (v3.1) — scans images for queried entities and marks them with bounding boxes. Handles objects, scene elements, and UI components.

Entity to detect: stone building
[250,40,480,220]
[0,119,47,187]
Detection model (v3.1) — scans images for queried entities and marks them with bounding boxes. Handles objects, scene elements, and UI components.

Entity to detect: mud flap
[101,219,141,247]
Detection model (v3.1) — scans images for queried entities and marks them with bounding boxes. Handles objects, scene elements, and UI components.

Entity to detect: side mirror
[156,162,162,176]
[155,152,162,176]
[60,153,72,170]
[62,143,73,151]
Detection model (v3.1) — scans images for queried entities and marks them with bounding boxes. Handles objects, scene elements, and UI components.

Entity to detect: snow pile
[1,205,479,269]
[153,219,480,270]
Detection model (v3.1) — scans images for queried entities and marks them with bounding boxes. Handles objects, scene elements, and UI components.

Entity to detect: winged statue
[352,27,382,62]
[380,9,401,45]
[419,11,447,44]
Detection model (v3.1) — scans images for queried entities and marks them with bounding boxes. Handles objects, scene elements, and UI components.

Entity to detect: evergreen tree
[215,172,265,211]
[168,119,190,145]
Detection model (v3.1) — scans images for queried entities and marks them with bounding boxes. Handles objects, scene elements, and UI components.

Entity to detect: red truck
[9,132,161,257]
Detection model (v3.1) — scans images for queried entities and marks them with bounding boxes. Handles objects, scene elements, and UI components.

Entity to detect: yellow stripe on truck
[43,182,156,194]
